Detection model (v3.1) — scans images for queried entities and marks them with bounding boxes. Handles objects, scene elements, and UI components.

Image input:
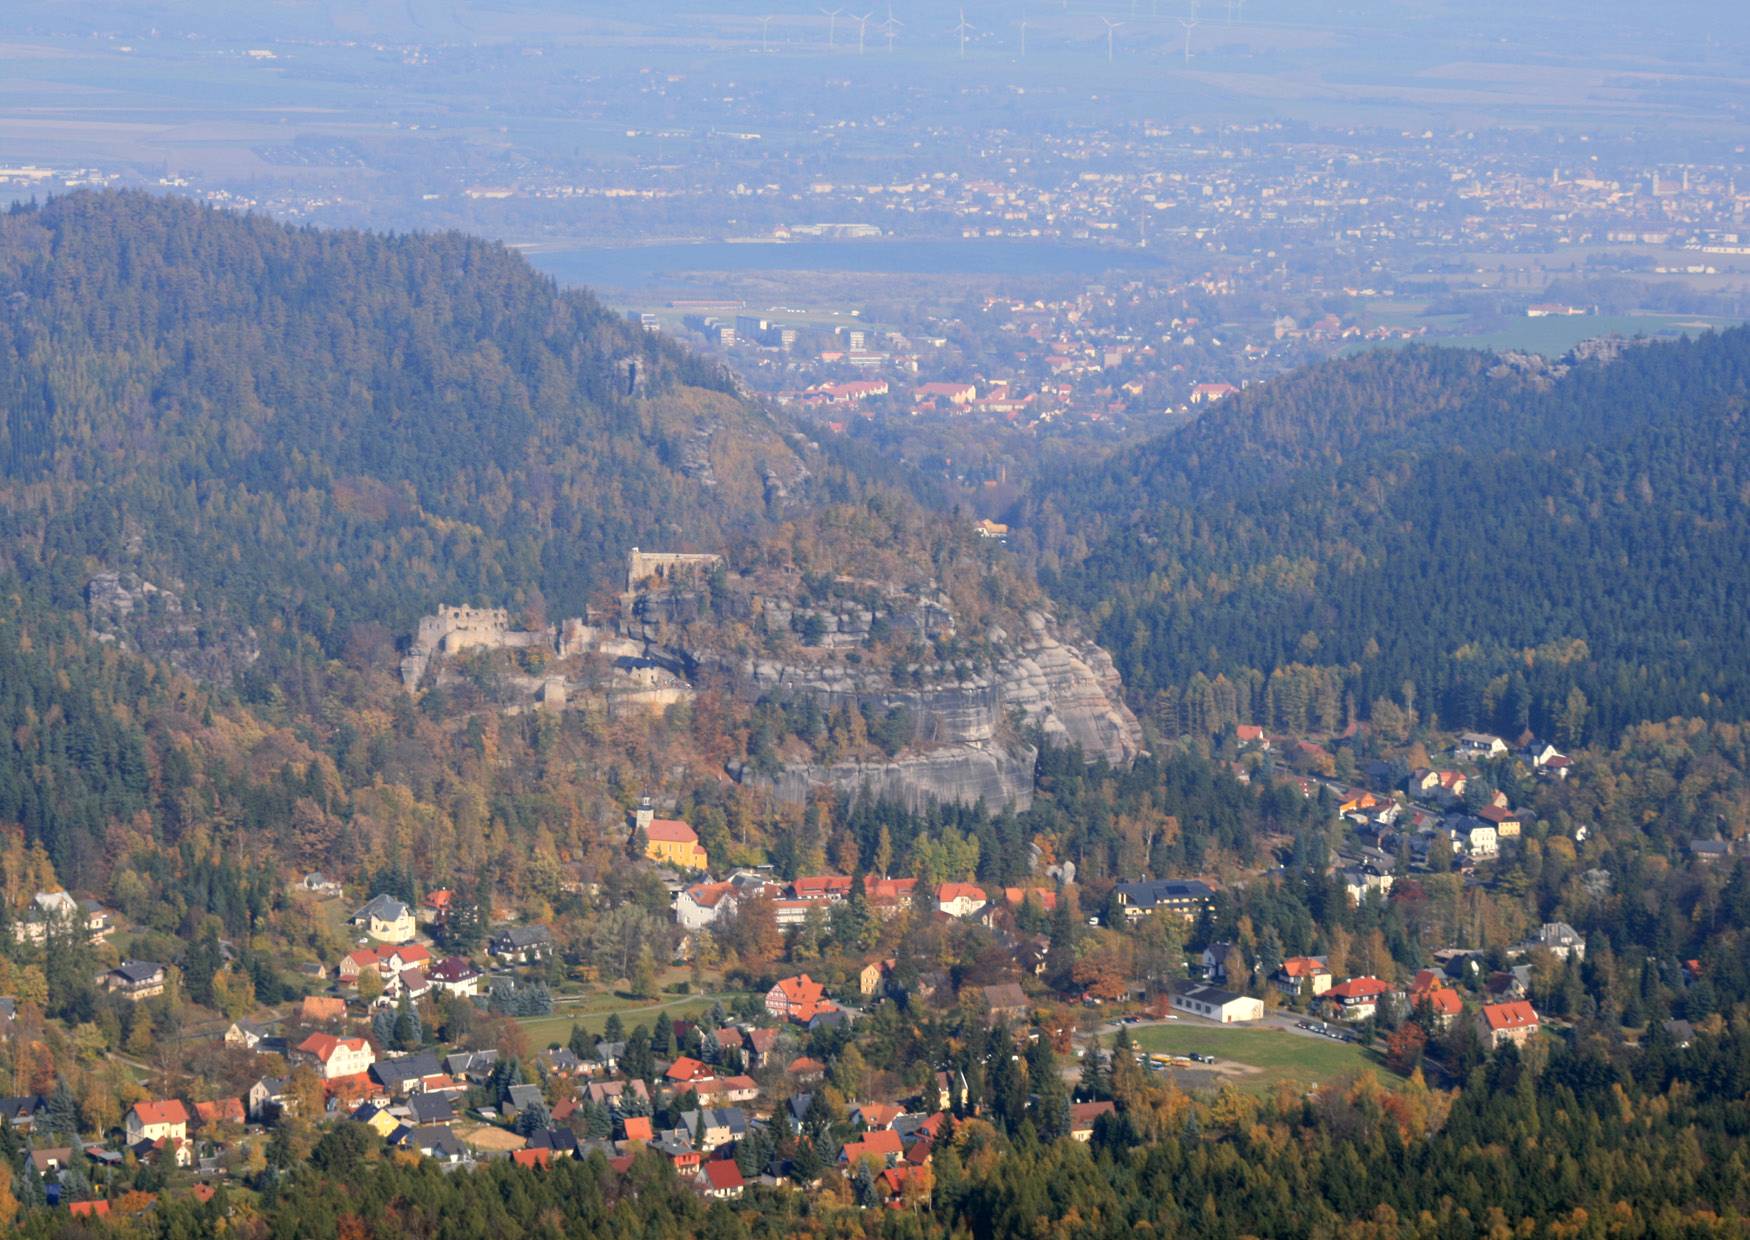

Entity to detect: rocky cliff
[738,740,1039,813]
[995,612,1142,766]
[716,604,1139,809]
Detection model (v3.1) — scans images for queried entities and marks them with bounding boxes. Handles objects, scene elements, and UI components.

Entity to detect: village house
[841,1128,905,1168]
[1343,866,1395,905]
[427,956,483,997]
[296,1032,376,1080]
[1234,724,1270,750]
[192,1097,246,1129]
[1110,879,1217,923]
[1457,732,1509,760]
[675,881,741,931]
[698,1160,746,1200]
[300,994,347,1024]
[1516,922,1587,961]
[126,1100,190,1146]
[0,1097,43,1132]
[766,974,835,1023]
[417,889,454,925]
[935,882,988,919]
[859,958,894,997]
[101,961,167,1002]
[1459,819,1500,858]
[350,895,416,944]
[489,925,554,964]
[247,1077,291,1122]
[1325,977,1393,1022]
[1070,1100,1116,1142]
[1478,1000,1541,1048]
[13,891,115,947]
[301,872,343,898]
[1476,804,1523,839]
[977,981,1031,1024]
[339,942,431,984]
[1274,956,1333,998]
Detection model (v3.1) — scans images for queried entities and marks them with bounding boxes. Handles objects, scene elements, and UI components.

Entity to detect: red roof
[666,1056,711,1083]
[684,881,737,908]
[297,1032,369,1062]
[787,1056,825,1076]
[793,875,855,900]
[770,974,825,1007]
[512,1148,552,1169]
[69,1201,111,1218]
[1328,977,1391,1000]
[1070,1100,1115,1130]
[857,1102,903,1129]
[621,1116,653,1142]
[936,882,987,904]
[1481,1000,1539,1031]
[192,1098,245,1125]
[1280,956,1328,978]
[702,1160,745,1191]
[842,1129,904,1162]
[1426,989,1464,1017]
[131,1099,190,1127]
[1409,968,1445,995]
[645,818,698,844]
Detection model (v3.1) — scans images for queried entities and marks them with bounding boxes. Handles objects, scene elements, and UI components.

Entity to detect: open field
[1130,1022,1389,1093]
[516,990,755,1048]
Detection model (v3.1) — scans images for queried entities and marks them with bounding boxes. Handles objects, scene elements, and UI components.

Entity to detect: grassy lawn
[516,990,754,1048]
[1130,1023,1389,1094]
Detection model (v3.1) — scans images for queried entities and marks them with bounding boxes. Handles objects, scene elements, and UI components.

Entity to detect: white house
[126,1100,190,1145]
[351,894,416,944]
[296,1033,376,1080]
[1169,981,1264,1024]
[1465,823,1499,858]
[935,883,988,919]
[675,881,740,932]
[1457,732,1508,760]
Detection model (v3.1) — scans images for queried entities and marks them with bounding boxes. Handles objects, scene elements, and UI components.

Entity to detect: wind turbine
[760,15,775,52]
[854,11,874,53]
[1179,17,1198,64]
[953,9,974,59]
[820,7,842,48]
[1019,18,1029,57]
[883,13,902,50]
[1101,17,1123,63]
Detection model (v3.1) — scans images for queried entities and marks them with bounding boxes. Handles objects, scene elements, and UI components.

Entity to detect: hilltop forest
[1014,336,1750,744]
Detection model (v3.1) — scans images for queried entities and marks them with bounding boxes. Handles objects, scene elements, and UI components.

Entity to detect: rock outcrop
[736,740,1038,813]
[724,612,1138,809]
[995,613,1142,766]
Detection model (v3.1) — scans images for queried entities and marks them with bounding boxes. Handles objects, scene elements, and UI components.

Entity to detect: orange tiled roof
[130,1099,189,1127]
[1481,1000,1539,1031]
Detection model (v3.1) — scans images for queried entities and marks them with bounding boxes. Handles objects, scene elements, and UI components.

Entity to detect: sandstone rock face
[742,740,1037,813]
[995,613,1143,767]
[725,610,1137,811]
[738,659,999,746]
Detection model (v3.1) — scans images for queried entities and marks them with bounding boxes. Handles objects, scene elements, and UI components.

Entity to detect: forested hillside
[1015,335,1750,742]
[0,190,801,649]
[0,191,1073,877]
